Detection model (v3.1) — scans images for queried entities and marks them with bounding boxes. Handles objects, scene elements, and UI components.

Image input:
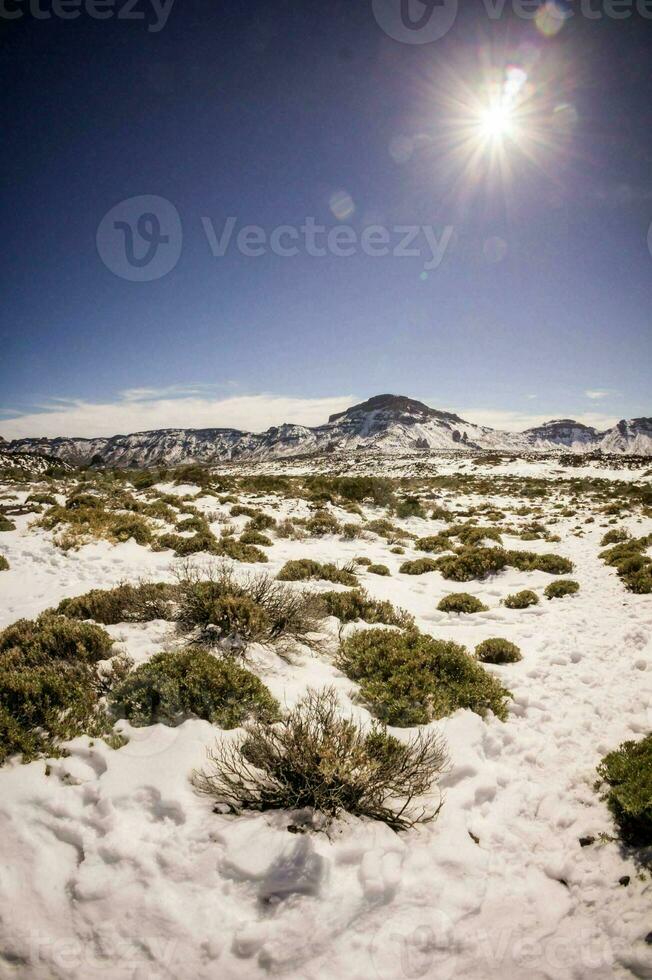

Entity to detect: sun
[477,100,514,141]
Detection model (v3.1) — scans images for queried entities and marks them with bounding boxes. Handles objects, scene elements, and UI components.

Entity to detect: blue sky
[1,2,651,438]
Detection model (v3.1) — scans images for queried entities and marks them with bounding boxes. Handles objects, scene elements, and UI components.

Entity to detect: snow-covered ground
[0,469,650,980]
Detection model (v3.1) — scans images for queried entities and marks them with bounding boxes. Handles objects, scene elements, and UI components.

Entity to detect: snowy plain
[0,458,651,980]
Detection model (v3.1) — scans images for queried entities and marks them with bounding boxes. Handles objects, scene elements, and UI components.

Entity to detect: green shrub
[323,476,394,506]
[617,556,648,575]
[155,529,220,556]
[26,492,57,506]
[341,523,362,540]
[0,516,16,532]
[56,582,178,625]
[230,505,258,518]
[475,638,522,664]
[366,518,406,540]
[108,514,153,545]
[239,530,272,547]
[399,558,439,575]
[354,556,372,566]
[600,528,630,546]
[622,569,652,594]
[544,579,580,600]
[599,534,652,594]
[600,538,648,568]
[455,525,503,546]
[193,687,447,831]
[65,492,101,510]
[109,648,279,729]
[437,593,488,614]
[175,515,207,533]
[0,615,120,764]
[505,550,574,575]
[319,589,413,629]
[367,563,390,577]
[219,537,269,563]
[395,497,425,520]
[529,553,574,575]
[247,512,276,531]
[337,628,510,726]
[596,735,652,847]
[275,519,303,540]
[390,546,405,555]
[277,559,357,587]
[503,590,539,609]
[141,499,177,522]
[0,556,8,571]
[0,614,114,665]
[434,547,509,582]
[305,509,340,537]
[415,535,451,554]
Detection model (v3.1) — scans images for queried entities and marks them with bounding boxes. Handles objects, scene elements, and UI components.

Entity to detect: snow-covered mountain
[2,395,650,466]
[0,448,73,476]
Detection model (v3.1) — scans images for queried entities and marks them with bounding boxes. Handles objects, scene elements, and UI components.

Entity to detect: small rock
[619,876,630,887]
[468,831,480,845]
[645,933,652,946]
[579,836,595,848]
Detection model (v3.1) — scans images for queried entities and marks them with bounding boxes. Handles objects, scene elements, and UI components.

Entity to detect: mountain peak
[328,394,462,424]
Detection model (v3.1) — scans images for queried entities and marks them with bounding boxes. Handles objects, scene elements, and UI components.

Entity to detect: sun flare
[477,101,514,141]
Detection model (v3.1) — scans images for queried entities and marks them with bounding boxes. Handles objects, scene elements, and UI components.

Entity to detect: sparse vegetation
[0,555,8,571]
[193,687,447,831]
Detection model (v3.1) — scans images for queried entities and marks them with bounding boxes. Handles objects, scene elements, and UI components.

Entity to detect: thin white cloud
[457,409,620,432]
[584,389,612,401]
[0,393,356,440]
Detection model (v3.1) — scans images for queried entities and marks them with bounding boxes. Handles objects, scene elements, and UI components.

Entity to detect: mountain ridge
[1,394,650,465]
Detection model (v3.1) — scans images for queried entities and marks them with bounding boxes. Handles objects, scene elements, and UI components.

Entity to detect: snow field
[0,476,650,979]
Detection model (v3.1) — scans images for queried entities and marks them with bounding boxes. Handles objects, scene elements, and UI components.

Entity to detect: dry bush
[193,687,447,831]
[175,561,324,653]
